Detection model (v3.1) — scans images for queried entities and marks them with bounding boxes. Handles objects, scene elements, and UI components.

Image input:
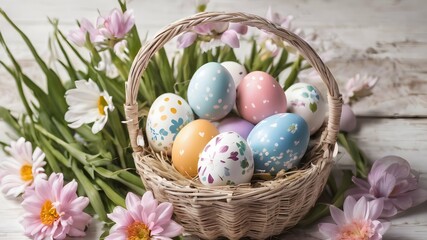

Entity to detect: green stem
[72,161,107,221]
[94,178,125,208]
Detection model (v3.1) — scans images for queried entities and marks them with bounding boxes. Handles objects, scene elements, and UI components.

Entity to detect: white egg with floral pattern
[285,83,327,135]
[146,93,194,155]
[198,132,254,186]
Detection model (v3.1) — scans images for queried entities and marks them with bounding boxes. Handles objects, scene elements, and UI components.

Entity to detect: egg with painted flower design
[198,131,254,186]
[247,113,310,176]
[285,83,327,135]
[146,93,194,155]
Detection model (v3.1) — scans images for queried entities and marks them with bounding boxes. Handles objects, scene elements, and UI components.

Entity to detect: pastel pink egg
[236,71,287,124]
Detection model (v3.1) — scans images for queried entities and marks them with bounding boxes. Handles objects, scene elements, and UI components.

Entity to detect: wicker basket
[125,12,342,239]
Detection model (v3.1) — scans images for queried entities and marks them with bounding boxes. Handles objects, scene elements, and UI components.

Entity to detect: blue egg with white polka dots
[247,113,310,176]
[187,62,236,121]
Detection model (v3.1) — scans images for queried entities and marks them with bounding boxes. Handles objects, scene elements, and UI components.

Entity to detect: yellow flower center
[40,200,59,225]
[97,96,108,116]
[338,220,373,240]
[20,164,33,182]
[127,221,151,240]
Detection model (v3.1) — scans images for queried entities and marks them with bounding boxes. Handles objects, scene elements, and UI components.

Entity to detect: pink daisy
[0,137,46,197]
[319,196,390,240]
[106,191,183,240]
[21,173,91,240]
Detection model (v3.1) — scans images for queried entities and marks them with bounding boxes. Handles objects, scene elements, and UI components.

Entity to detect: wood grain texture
[0,0,426,239]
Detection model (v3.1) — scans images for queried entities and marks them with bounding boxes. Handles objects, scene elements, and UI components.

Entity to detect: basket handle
[125,11,342,154]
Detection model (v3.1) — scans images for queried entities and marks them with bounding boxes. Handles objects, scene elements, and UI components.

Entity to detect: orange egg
[172,119,219,178]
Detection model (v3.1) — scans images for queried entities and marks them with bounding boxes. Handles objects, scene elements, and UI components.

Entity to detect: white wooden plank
[351,118,427,173]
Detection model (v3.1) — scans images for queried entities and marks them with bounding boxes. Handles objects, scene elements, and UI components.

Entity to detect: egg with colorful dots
[236,71,287,124]
[285,83,327,135]
[198,131,254,186]
[247,113,310,176]
[146,93,194,155]
[187,62,236,121]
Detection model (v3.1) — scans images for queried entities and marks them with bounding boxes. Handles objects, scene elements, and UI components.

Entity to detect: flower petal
[221,30,240,48]
[177,32,197,48]
[329,205,346,226]
[368,198,384,220]
[156,220,183,238]
[343,195,357,220]
[229,23,248,35]
[154,202,174,226]
[373,173,396,198]
[353,197,368,220]
[407,188,427,207]
[318,223,339,239]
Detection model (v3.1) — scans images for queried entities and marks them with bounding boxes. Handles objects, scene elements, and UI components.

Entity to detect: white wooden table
[0,0,426,239]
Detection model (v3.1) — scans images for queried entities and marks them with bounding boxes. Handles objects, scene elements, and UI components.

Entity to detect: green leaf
[94,178,125,208]
[309,102,318,113]
[0,107,21,135]
[337,133,370,178]
[49,18,78,81]
[284,55,303,90]
[72,161,107,221]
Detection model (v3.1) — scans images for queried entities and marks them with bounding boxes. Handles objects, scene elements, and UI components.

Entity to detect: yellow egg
[172,119,219,178]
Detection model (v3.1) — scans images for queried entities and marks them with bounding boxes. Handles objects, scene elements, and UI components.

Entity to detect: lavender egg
[217,117,254,140]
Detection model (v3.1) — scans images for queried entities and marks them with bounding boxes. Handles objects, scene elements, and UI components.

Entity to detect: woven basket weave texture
[125,11,342,239]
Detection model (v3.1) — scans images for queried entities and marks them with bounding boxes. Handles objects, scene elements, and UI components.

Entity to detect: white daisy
[0,137,47,197]
[65,79,114,134]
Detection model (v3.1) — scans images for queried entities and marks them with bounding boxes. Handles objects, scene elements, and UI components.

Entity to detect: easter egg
[247,113,310,175]
[285,83,327,135]
[221,61,247,87]
[172,119,219,178]
[146,93,194,154]
[217,117,254,140]
[236,71,287,124]
[187,62,236,120]
[198,132,254,186]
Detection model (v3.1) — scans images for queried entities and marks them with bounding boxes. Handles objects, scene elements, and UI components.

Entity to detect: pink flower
[319,196,390,240]
[259,7,298,56]
[106,191,183,240]
[97,8,135,39]
[343,74,378,104]
[68,18,104,47]
[21,173,91,240]
[114,39,129,61]
[177,22,247,52]
[348,156,427,217]
[0,137,46,197]
[340,104,357,133]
